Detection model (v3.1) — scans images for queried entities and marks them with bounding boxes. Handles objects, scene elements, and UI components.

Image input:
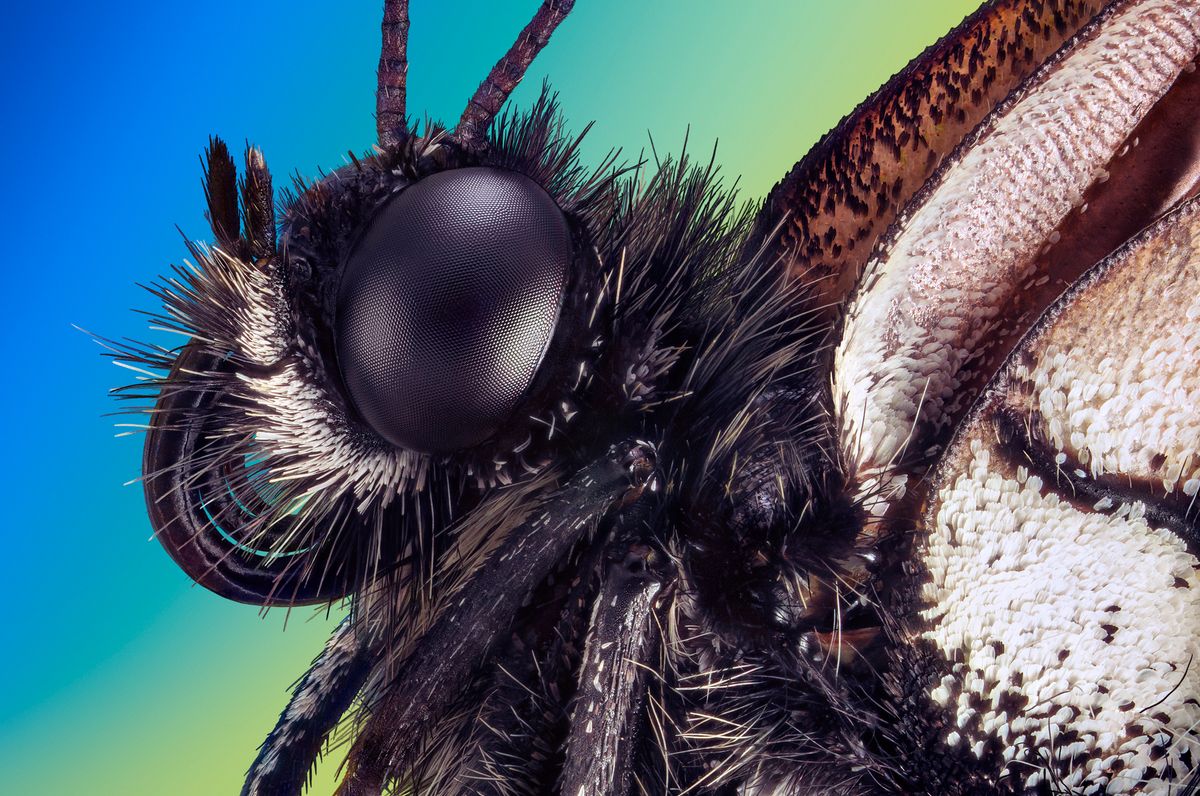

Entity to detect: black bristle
[240,143,275,260]
[119,90,841,795]
[202,136,240,250]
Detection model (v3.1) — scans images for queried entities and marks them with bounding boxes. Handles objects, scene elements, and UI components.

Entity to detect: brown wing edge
[745,0,1110,322]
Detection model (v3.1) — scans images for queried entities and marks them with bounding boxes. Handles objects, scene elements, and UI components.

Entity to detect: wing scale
[909,194,1200,791]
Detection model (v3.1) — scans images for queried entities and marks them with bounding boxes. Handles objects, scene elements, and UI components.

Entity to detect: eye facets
[335,167,572,453]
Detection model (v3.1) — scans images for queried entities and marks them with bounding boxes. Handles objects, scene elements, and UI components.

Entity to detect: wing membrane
[911,194,1200,790]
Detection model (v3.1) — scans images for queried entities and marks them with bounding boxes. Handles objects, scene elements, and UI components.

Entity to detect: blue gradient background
[1,1,978,792]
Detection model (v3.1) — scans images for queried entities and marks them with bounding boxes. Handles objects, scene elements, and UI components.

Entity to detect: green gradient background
[0,2,979,793]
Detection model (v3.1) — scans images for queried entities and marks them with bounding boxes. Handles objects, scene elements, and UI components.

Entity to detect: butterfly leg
[242,617,376,796]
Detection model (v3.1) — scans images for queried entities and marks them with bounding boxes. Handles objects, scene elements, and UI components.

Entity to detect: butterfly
[115,0,1200,792]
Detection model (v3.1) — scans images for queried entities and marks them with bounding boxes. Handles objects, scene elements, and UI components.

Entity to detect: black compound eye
[335,167,573,453]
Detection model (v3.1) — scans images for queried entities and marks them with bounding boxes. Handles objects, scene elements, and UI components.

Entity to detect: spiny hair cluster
[109,85,783,608]
[107,82,919,791]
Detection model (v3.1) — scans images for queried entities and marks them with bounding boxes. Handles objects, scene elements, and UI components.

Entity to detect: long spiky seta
[113,92,642,615]
[115,75,830,789]
[335,451,643,795]
[454,0,576,147]
[329,143,813,791]
[376,0,409,150]
[445,533,611,795]
[487,86,625,221]
[111,248,442,610]
[615,193,888,790]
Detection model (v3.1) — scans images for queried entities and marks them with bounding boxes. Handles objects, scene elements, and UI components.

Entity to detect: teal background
[0,1,979,793]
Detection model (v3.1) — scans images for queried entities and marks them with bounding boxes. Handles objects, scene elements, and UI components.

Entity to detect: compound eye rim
[334,166,573,454]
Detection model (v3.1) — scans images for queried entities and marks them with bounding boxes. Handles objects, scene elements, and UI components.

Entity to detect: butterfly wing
[911,193,1200,790]
[710,0,1200,791]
